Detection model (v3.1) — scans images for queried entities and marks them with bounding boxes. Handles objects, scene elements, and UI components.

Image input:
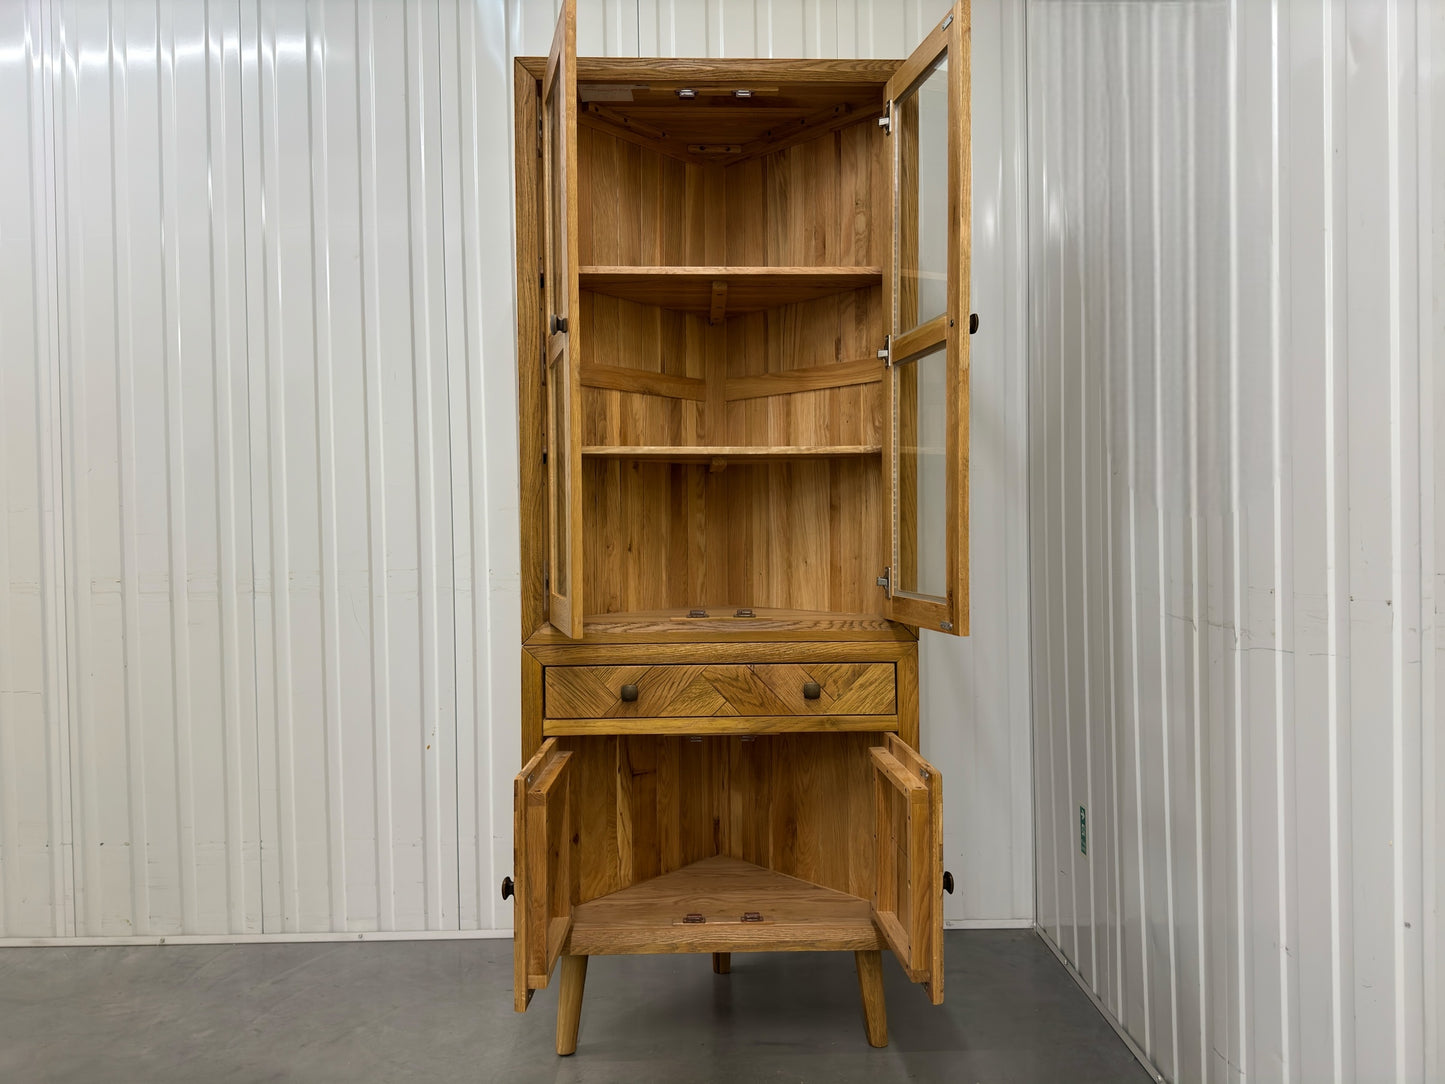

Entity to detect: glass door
[542,0,583,638]
[883,2,970,636]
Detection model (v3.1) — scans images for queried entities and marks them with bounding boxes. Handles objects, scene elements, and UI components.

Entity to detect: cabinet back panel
[723,121,889,267]
[560,734,879,905]
[578,126,722,265]
[583,459,882,616]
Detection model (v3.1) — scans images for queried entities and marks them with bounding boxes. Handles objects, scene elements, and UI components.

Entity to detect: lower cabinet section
[507,730,945,1014]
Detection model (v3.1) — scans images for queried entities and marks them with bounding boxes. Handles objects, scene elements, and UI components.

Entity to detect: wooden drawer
[544,662,896,725]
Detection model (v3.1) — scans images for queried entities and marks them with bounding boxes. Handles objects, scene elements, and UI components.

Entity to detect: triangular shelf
[567,856,883,956]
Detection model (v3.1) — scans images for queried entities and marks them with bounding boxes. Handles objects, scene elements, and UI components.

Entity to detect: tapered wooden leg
[556,955,588,1056]
[712,952,731,975]
[855,950,888,1048]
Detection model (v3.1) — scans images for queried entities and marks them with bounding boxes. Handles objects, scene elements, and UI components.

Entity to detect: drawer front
[545,662,896,719]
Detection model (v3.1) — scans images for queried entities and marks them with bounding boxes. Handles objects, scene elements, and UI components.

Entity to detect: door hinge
[539,268,545,291]
[877,335,891,368]
[550,314,568,335]
[876,566,892,598]
[878,101,891,135]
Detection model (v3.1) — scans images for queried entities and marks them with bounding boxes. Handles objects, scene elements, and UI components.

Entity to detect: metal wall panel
[1027,1,1444,1081]
[513,0,1036,928]
[0,0,522,939]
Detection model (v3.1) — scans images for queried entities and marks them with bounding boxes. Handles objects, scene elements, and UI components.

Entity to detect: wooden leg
[712,952,731,975]
[855,950,888,1048]
[556,955,588,1056]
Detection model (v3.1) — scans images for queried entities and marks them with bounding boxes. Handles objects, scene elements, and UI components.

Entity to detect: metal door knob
[802,682,821,700]
[943,871,954,894]
[620,684,639,702]
[501,876,514,901]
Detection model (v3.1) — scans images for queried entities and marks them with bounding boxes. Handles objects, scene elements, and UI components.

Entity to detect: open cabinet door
[542,0,584,638]
[882,1,970,636]
[512,739,575,1012]
[870,734,945,1003]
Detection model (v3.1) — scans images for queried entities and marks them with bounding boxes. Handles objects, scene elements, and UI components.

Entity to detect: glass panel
[549,361,568,595]
[893,343,947,599]
[894,55,949,335]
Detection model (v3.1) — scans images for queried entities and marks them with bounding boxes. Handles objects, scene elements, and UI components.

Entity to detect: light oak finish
[513,739,575,1011]
[582,444,880,462]
[567,856,884,955]
[870,733,944,1004]
[724,357,882,402]
[555,955,587,1055]
[546,662,896,719]
[581,266,882,317]
[545,715,899,737]
[855,949,888,1047]
[511,35,967,1043]
[580,364,707,401]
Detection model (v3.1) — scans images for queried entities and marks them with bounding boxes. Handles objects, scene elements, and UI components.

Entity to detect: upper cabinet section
[883,2,971,637]
[515,4,970,640]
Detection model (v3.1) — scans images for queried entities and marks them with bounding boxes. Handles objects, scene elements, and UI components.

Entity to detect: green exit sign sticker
[1079,806,1087,855]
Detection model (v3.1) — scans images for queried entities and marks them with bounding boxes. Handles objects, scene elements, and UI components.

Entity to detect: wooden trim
[722,103,883,165]
[896,647,919,749]
[522,649,544,763]
[869,747,926,793]
[568,923,884,955]
[515,61,546,640]
[526,639,915,666]
[892,313,948,364]
[885,12,950,103]
[581,444,880,463]
[723,358,882,402]
[518,56,902,84]
[579,364,707,401]
[708,280,727,324]
[544,714,900,736]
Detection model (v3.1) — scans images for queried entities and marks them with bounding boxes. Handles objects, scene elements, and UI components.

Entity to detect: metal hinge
[877,335,891,368]
[940,621,953,632]
[878,101,891,135]
[539,268,545,291]
[876,566,892,598]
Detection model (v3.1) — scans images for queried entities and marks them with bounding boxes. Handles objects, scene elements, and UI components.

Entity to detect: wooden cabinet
[509,0,970,1054]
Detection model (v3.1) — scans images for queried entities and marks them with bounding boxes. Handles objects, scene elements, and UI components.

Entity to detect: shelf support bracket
[709,280,728,324]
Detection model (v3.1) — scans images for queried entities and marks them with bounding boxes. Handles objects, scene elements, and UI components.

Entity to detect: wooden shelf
[567,856,883,956]
[583,444,881,463]
[579,265,882,318]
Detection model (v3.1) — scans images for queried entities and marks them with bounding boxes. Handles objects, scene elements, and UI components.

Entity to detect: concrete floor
[0,930,1149,1083]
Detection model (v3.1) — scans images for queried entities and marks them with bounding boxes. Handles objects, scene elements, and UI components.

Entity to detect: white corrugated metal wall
[0,0,522,939]
[1027,1,1444,1081]
[0,0,1033,940]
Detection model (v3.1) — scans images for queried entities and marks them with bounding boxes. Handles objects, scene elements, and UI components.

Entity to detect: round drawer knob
[802,681,821,700]
[620,684,639,702]
[943,871,954,894]
[501,876,515,901]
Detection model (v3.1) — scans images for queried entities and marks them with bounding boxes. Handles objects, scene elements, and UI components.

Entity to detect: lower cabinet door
[869,733,945,1003]
[513,738,574,1011]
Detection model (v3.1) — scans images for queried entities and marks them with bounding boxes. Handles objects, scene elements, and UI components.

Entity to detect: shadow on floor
[0,929,1151,1083]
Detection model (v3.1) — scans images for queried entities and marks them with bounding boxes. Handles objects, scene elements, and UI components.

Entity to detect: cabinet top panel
[518,57,900,165]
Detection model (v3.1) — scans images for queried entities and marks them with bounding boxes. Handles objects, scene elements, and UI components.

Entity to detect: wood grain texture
[566,856,883,955]
[546,715,898,737]
[581,266,882,316]
[580,364,706,401]
[513,738,574,1012]
[582,444,880,462]
[520,57,902,85]
[855,949,888,1047]
[526,635,915,662]
[724,358,882,402]
[515,62,546,640]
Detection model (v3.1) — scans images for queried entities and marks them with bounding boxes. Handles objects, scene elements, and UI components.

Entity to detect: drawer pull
[802,681,821,700]
[620,684,639,702]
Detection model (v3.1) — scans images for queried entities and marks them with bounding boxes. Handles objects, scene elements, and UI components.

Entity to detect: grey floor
[0,930,1150,1083]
